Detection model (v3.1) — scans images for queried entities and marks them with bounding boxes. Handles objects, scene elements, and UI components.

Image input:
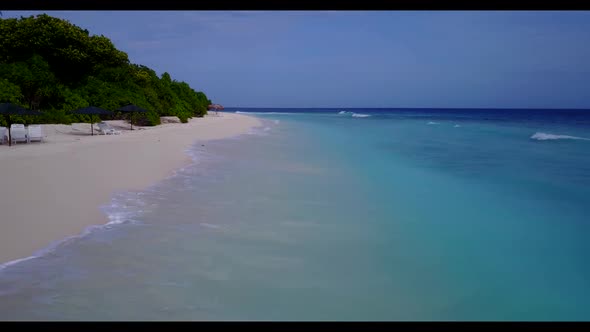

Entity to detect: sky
[3,10,590,108]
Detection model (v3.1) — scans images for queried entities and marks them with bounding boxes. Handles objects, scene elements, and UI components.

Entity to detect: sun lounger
[97,122,121,135]
[0,126,7,145]
[10,124,28,144]
[105,123,121,135]
[96,122,112,135]
[27,125,44,142]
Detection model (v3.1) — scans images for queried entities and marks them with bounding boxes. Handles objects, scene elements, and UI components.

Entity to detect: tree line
[0,14,211,126]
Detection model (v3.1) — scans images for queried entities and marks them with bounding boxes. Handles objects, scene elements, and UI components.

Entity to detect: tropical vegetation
[0,14,211,127]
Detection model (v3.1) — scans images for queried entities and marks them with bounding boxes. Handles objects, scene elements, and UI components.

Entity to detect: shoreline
[0,113,261,265]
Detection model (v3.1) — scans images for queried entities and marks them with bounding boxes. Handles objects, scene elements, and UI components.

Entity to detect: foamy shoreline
[0,113,261,264]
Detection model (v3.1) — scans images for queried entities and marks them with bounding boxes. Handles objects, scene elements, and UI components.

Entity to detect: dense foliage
[0,14,210,127]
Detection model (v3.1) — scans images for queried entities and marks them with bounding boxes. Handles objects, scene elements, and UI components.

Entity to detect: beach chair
[0,126,7,145]
[99,122,121,135]
[10,124,28,144]
[96,122,112,135]
[27,125,44,142]
[106,123,122,135]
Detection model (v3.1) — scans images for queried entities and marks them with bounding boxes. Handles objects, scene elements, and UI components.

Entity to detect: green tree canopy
[0,14,211,126]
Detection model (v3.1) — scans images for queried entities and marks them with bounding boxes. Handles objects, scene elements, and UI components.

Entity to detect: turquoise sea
[0,108,589,320]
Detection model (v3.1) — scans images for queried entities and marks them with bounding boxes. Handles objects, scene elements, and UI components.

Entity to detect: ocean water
[0,108,589,320]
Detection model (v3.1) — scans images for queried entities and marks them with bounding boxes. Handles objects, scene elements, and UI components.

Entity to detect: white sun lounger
[109,125,121,135]
[27,125,44,142]
[0,126,7,145]
[97,122,121,135]
[96,122,112,135]
[103,122,121,135]
[10,124,28,144]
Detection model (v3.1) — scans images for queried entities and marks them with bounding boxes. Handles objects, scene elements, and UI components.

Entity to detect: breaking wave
[337,111,371,118]
[530,132,590,141]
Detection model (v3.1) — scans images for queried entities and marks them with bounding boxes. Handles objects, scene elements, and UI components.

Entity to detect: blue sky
[4,11,590,108]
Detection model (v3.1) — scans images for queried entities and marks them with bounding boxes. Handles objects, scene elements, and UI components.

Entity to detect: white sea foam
[336,111,370,118]
[184,145,202,163]
[0,256,38,271]
[246,126,271,136]
[101,192,147,225]
[454,124,461,128]
[530,132,590,141]
[1,177,186,271]
[0,215,140,272]
[427,121,439,125]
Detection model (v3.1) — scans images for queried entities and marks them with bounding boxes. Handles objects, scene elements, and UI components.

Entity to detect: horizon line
[222,107,590,110]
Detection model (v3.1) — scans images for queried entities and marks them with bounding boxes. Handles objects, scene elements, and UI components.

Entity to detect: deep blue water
[0,108,589,320]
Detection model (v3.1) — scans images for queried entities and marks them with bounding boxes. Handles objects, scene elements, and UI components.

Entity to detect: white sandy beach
[0,113,261,264]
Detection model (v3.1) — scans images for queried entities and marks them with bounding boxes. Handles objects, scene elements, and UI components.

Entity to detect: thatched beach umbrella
[70,106,114,136]
[116,104,148,130]
[0,103,42,146]
[208,104,223,116]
